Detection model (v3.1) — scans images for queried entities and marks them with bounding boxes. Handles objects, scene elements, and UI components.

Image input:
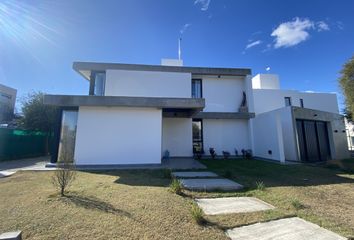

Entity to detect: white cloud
[180,23,191,35]
[194,0,211,11]
[317,21,330,31]
[271,17,314,48]
[245,40,262,49]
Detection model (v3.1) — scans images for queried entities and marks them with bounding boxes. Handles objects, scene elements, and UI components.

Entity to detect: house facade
[44,61,350,166]
[0,83,17,122]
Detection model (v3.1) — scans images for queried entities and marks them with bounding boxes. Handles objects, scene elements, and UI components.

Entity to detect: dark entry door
[296,120,330,162]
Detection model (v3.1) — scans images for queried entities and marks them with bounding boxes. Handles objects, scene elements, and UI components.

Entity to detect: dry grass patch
[0,170,227,240]
[198,159,354,238]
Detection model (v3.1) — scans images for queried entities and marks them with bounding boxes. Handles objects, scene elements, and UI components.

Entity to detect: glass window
[58,110,78,163]
[300,98,304,108]
[192,119,203,153]
[285,97,292,106]
[192,79,202,98]
[94,72,106,96]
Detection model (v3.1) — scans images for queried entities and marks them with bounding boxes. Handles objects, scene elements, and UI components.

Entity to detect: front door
[192,119,203,153]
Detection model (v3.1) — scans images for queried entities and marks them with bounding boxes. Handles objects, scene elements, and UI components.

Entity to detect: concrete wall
[278,107,298,161]
[252,74,280,89]
[251,110,285,162]
[105,69,191,98]
[74,106,162,165]
[199,75,246,112]
[253,89,339,114]
[203,119,250,155]
[162,118,193,157]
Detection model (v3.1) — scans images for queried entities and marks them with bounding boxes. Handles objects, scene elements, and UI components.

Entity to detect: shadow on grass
[84,169,171,187]
[200,158,354,188]
[62,193,131,217]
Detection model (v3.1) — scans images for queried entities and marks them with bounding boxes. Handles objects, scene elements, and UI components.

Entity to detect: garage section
[296,119,331,162]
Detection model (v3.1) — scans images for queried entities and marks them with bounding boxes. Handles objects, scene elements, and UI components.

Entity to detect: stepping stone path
[226,217,347,240]
[173,171,244,191]
[171,171,218,178]
[195,197,275,215]
[173,170,346,239]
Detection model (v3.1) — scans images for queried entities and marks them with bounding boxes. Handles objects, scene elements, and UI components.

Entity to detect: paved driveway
[0,156,52,178]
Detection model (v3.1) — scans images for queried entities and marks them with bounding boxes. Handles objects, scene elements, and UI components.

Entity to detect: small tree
[20,91,59,153]
[51,139,76,196]
[339,55,354,121]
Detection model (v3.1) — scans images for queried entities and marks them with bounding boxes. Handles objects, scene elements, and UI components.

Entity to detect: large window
[192,119,203,153]
[93,72,106,96]
[285,97,292,106]
[58,110,78,163]
[192,79,202,98]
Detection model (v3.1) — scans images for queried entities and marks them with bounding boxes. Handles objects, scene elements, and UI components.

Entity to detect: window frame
[285,97,292,107]
[192,118,204,153]
[300,98,304,108]
[191,79,202,98]
[89,71,106,96]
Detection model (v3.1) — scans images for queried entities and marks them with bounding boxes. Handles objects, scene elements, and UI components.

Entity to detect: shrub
[291,199,305,210]
[255,181,266,191]
[191,203,205,225]
[169,179,183,195]
[222,151,230,159]
[209,148,217,159]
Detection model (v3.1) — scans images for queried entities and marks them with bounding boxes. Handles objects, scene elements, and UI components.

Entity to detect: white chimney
[252,74,280,89]
[161,58,183,66]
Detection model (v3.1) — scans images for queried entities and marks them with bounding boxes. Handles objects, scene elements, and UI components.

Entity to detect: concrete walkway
[226,217,346,240]
[162,158,206,170]
[171,171,218,178]
[196,197,275,215]
[0,156,53,178]
[180,178,244,191]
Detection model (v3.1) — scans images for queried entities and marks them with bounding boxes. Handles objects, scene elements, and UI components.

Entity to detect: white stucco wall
[252,74,280,89]
[251,110,285,162]
[162,118,193,157]
[74,106,162,165]
[203,119,250,155]
[105,69,191,98]
[200,75,246,112]
[278,107,298,161]
[253,89,339,114]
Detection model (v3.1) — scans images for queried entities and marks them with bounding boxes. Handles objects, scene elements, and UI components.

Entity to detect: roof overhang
[44,95,205,114]
[73,61,252,81]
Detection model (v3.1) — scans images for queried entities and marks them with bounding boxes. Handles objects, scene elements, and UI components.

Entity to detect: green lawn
[0,158,353,239]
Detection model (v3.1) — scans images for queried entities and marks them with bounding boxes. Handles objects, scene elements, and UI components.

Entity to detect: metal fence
[0,128,52,161]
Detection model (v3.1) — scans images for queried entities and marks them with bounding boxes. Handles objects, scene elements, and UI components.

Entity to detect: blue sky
[0,0,353,112]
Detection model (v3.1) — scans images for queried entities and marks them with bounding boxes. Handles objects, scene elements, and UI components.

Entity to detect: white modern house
[44,60,349,166]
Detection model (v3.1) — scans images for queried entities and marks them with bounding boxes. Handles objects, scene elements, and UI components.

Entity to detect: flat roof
[44,95,205,110]
[73,61,252,80]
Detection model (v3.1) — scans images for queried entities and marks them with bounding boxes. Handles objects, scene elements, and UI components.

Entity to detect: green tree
[339,55,354,121]
[20,92,59,153]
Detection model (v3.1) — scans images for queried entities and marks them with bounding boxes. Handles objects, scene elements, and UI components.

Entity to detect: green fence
[0,128,52,161]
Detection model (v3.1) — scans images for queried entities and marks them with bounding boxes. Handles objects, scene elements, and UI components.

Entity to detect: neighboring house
[44,60,349,166]
[0,83,17,122]
[345,118,354,150]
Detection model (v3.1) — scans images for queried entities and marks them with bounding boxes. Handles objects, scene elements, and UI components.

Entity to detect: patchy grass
[0,158,353,239]
[0,170,226,240]
[197,158,354,238]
